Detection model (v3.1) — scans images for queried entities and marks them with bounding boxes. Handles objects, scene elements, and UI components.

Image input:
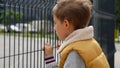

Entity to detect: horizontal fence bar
[0,46,57,60]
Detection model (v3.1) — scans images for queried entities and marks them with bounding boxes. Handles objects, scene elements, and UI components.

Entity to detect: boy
[44,0,110,68]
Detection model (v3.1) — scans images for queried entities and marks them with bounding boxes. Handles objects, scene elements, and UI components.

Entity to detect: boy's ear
[63,19,70,29]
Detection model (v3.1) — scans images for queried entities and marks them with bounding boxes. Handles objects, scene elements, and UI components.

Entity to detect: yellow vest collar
[57,26,94,53]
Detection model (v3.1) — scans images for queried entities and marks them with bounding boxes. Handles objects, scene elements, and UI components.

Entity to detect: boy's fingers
[56,44,60,50]
[45,43,50,46]
[56,44,60,47]
[43,43,60,50]
[42,46,45,51]
[42,43,50,51]
[45,43,53,50]
[44,43,53,56]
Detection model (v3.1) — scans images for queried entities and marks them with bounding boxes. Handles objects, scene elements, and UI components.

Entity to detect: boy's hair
[53,0,92,29]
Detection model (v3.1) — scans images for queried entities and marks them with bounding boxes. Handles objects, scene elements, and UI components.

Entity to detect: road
[115,43,120,68]
[0,35,120,68]
[0,35,57,68]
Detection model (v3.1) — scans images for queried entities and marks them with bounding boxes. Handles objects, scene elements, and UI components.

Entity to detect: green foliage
[0,10,23,25]
[115,0,120,27]
[0,29,4,33]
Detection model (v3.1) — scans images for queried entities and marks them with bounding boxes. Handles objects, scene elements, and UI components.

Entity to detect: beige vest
[59,38,110,68]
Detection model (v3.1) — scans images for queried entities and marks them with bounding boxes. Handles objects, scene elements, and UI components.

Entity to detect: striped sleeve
[45,56,58,68]
[45,56,56,64]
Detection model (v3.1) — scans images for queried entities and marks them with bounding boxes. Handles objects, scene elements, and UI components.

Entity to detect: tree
[0,10,22,25]
[0,10,23,32]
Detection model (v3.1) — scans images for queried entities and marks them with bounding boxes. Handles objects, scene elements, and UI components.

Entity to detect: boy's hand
[56,44,60,50]
[44,43,53,57]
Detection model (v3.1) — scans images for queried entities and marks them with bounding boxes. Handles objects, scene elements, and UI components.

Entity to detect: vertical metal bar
[26,12,28,68]
[49,1,52,45]
[42,2,45,68]
[3,1,6,68]
[36,1,41,68]
[33,7,36,68]
[43,3,45,68]
[18,1,21,68]
[34,1,39,67]
[13,1,17,68]
[37,8,40,68]
[26,3,29,68]
[34,1,38,67]
[45,2,48,42]
[30,2,33,68]
[40,8,42,68]
[22,2,25,68]
[8,1,12,68]
[40,3,44,68]
[26,0,32,68]
[8,1,12,67]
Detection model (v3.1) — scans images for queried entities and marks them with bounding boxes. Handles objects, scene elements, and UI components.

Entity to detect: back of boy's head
[53,0,92,30]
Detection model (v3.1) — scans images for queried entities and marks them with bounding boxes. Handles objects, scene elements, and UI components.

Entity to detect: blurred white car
[5,25,21,33]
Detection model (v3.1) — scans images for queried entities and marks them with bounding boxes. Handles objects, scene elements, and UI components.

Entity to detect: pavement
[115,43,120,68]
[0,35,120,68]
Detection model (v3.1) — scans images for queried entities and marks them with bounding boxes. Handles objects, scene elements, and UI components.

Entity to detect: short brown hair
[53,0,92,30]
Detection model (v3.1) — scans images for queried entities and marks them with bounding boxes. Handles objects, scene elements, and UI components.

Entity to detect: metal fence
[0,0,59,68]
[91,0,116,67]
[0,0,116,68]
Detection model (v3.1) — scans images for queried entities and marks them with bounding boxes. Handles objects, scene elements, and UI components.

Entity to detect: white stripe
[45,58,55,63]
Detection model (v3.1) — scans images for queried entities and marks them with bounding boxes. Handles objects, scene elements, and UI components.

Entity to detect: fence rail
[0,0,59,68]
